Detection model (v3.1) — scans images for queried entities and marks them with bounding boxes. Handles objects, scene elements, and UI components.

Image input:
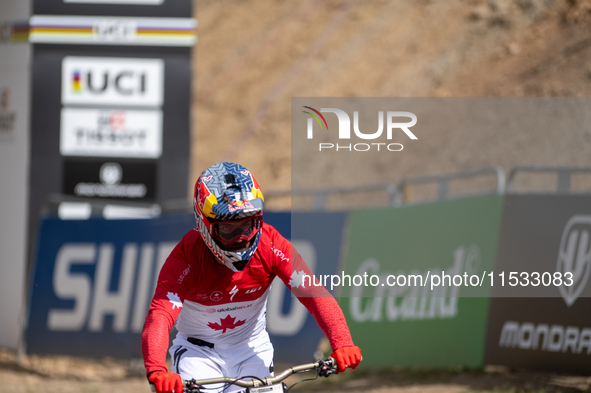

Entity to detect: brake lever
[317,358,337,378]
[149,380,204,393]
[183,379,204,393]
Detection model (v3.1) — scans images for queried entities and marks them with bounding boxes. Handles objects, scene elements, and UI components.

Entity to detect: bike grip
[149,381,185,393]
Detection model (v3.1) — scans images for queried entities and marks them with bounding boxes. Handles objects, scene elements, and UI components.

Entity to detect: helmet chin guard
[193,162,264,272]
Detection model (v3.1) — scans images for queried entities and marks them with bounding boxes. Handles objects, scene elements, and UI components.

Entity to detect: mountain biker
[143,162,362,393]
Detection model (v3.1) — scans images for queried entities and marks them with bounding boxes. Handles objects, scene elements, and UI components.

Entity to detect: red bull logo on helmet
[196,176,218,219]
[229,200,255,212]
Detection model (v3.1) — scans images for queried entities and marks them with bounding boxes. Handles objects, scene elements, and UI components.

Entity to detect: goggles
[212,216,261,244]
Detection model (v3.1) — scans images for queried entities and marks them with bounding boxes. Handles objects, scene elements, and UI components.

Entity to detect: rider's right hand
[331,346,362,373]
[148,371,184,393]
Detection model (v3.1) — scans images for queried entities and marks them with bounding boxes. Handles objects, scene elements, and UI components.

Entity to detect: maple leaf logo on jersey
[167,292,183,310]
[207,315,246,333]
[289,270,307,288]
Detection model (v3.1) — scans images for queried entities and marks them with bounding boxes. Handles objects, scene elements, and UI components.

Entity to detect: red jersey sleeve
[265,225,355,351]
[142,234,193,375]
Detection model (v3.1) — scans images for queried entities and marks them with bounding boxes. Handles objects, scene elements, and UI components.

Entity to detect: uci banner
[338,195,504,368]
[25,212,346,360]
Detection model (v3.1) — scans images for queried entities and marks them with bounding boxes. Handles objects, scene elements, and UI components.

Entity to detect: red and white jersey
[142,222,353,374]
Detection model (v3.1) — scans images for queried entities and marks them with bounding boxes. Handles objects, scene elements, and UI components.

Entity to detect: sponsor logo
[93,20,137,42]
[177,266,191,285]
[167,292,182,310]
[46,241,176,333]
[0,88,16,138]
[210,304,253,313]
[60,108,163,158]
[61,57,164,107]
[270,245,289,263]
[100,162,122,185]
[557,215,591,307]
[217,306,237,312]
[196,177,214,215]
[498,321,591,355]
[350,245,480,322]
[73,162,148,198]
[71,70,82,93]
[207,314,246,333]
[210,291,223,302]
[245,286,262,294]
[228,200,254,212]
[303,106,417,152]
[229,285,239,301]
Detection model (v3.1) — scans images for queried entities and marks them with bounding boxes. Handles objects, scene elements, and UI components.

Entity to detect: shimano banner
[26,212,346,361]
[26,213,192,357]
[485,195,591,374]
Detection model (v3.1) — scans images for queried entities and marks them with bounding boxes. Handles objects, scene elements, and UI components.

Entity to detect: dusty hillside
[444,0,591,96]
[192,0,591,203]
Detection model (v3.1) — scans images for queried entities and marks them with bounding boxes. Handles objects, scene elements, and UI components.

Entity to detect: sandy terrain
[1,348,590,393]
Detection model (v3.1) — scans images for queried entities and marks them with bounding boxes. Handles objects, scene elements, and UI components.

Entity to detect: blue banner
[26,211,346,362]
[26,212,194,357]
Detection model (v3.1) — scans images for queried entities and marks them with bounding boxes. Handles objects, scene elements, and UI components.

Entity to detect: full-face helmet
[193,162,264,272]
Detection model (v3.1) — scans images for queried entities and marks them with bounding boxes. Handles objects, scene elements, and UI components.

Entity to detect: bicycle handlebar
[150,357,336,393]
[188,357,335,387]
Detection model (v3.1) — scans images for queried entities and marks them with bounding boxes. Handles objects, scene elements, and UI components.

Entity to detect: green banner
[339,195,504,368]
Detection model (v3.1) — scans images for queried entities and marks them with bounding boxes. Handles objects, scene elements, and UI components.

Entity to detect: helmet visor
[212,216,260,245]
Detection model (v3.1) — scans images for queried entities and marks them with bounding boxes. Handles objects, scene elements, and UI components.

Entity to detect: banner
[26,212,346,362]
[339,195,504,368]
[26,213,193,357]
[484,195,591,374]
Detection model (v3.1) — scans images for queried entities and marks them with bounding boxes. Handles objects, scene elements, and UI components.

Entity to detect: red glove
[331,346,362,373]
[148,371,184,393]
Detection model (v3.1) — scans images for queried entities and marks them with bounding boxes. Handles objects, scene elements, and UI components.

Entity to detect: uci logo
[303,106,417,152]
[93,20,137,41]
[556,215,591,307]
[62,57,164,107]
[70,69,146,96]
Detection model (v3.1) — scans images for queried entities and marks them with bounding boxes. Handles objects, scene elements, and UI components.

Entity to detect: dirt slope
[193,0,591,200]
